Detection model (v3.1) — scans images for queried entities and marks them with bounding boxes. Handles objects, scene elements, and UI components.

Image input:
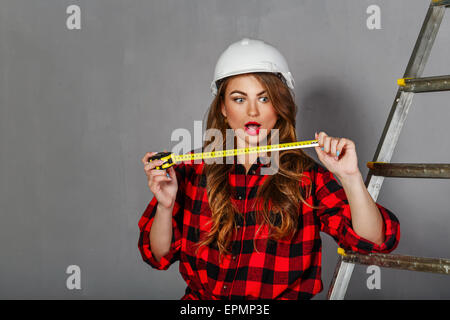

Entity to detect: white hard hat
[210,38,295,96]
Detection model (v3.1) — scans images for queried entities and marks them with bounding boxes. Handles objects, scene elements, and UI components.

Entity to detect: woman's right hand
[141,151,178,209]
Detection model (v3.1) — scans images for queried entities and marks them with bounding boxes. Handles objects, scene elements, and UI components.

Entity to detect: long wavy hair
[195,72,320,260]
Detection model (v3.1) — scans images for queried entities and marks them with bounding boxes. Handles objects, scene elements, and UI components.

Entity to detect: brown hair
[195,72,319,261]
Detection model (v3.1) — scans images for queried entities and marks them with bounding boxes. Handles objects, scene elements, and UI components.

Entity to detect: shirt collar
[231,155,272,175]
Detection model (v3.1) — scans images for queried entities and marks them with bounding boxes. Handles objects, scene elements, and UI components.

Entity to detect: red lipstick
[244,121,261,136]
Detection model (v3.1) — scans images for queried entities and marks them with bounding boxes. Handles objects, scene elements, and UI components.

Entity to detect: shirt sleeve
[137,161,187,270]
[313,162,400,254]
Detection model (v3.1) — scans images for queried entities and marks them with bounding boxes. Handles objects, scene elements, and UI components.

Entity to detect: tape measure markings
[173,140,318,162]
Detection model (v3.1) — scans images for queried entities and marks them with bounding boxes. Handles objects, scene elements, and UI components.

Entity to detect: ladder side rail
[326,259,355,300]
[404,4,446,77]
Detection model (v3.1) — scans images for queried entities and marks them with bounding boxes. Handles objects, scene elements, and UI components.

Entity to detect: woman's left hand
[314,131,361,179]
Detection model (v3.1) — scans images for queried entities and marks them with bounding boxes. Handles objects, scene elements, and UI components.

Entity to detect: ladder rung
[339,249,450,275]
[398,75,450,92]
[367,162,450,178]
[432,0,450,7]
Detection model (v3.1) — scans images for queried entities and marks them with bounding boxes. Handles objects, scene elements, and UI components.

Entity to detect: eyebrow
[229,90,266,96]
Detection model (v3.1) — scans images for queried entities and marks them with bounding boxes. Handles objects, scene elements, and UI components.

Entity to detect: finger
[317,131,323,146]
[315,132,324,158]
[145,166,164,178]
[323,136,331,153]
[142,152,157,164]
[145,163,160,173]
[148,169,168,179]
[141,153,150,164]
[148,168,168,177]
[318,131,327,149]
[330,138,338,157]
[152,174,172,184]
[336,138,347,158]
[167,166,176,179]
[145,159,165,171]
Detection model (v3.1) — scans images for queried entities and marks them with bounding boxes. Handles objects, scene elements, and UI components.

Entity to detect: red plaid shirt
[138,154,400,300]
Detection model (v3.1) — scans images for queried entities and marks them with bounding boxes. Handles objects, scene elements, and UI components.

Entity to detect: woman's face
[221,74,278,147]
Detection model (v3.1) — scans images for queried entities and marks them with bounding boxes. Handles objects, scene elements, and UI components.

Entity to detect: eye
[259,96,269,103]
[233,97,245,103]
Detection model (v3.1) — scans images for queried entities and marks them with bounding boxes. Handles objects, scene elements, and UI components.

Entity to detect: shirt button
[232,255,237,260]
[238,195,242,200]
[223,285,228,289]
[236,225,241,229]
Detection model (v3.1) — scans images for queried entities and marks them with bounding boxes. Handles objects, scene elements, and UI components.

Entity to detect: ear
[221,102,227,118]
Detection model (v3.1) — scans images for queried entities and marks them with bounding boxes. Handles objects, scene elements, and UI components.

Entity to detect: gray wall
[1,0,449,299]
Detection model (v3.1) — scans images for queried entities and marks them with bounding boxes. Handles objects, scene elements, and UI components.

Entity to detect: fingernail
[321,147,324,151]
[337,151,340,157]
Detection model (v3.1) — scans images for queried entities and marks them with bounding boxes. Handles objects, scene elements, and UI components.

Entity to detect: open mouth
[244,121,261,136]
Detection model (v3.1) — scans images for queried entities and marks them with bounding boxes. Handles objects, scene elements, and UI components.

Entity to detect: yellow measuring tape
[148,139,319,170]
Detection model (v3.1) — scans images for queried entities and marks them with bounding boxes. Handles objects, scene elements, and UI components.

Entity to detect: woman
[139,38,400,300]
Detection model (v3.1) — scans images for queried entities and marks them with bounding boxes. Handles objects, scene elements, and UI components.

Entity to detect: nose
[247,99,259,117]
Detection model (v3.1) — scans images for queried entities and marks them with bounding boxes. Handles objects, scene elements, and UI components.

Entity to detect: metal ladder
[327,0,450,300]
